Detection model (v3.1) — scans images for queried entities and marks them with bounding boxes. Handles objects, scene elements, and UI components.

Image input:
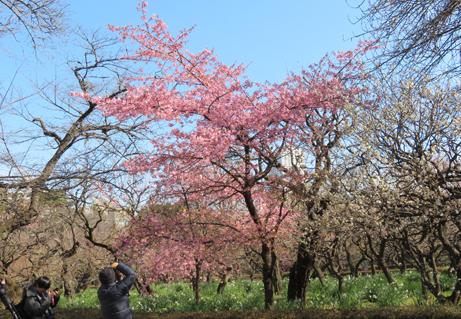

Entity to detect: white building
[280,148,305,170]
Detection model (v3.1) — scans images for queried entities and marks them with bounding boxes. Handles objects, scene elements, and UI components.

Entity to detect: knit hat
[99,268,116,285]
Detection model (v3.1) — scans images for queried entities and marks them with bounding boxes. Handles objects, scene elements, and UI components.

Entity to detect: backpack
[14,286,32,319]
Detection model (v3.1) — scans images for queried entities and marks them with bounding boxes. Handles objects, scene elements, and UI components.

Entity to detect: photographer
[0,278,5,309]
[23,276,60,319]
[0,278,7,317]
[98,262,136,319]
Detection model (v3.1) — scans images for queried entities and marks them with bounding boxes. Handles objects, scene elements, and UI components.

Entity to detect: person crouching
[23,276,60,319]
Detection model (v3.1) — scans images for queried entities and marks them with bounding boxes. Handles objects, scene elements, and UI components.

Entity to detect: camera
[0,278,21,319]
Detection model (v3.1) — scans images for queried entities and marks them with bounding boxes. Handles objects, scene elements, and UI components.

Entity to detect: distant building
[269,148,306,177]
[280,148,305,170]
[92,197,131,227]
[0,175,35,200]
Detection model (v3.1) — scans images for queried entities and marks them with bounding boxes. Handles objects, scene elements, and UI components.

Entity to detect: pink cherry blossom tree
[73,2,377,309]
[114,169,299,301]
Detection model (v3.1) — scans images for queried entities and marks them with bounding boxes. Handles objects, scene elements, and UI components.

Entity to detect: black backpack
[14,287,32,319]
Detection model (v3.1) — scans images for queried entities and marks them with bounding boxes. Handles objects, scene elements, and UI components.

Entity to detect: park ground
[14,306,461,319]
[3,306,461,319]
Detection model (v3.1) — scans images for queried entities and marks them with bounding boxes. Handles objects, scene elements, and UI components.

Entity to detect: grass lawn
[2,271,459,318]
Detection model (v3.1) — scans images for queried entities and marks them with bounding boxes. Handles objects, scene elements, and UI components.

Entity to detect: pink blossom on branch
[74,3,377,308]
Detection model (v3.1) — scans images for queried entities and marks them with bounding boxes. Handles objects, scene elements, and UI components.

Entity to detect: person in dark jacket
[98,262,136,319]
[0,278,6,317]
[23,276,60,319]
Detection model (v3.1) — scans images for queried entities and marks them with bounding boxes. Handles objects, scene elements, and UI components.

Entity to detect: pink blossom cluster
[72,3,378,284]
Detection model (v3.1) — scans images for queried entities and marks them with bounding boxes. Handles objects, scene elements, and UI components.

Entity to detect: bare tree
[0,0,69,49]
[353,0,461,77]
[0,29,154,237]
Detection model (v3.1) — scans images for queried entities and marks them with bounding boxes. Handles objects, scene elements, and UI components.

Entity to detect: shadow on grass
[3,305,461,319]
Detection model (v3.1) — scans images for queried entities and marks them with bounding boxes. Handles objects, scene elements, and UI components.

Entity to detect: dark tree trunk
[328,266,344,298]
[261,243,274,310]
[313,260,328,287]
[380,261,395,284]
[437,222,461,303]
[367,234,394,284]
[74,269,93,294]
[287,261,297,300]
[146,284,154,294]
[402,230,443,300]
[134,277,155,295]
[195,261,201,302]
[287,241,311,304]
[271,252,282,296]
[242,189,273,310]
[326,239,344,299]
[400,247,408,274]
[354,256,367,276]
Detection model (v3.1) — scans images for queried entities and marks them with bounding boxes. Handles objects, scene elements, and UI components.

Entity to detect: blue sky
[1,1,367,89]
[0,1,367,171]
[69,0,365,83]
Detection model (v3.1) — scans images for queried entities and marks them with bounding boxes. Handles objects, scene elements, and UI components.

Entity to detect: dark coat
[98,263,136,319]
[23,283,59,319]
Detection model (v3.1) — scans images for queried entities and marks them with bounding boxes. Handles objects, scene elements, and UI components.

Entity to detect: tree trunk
[287,261,297,300]
[195,261,201,302]
[74,263,94,294]
[354,256,366,276]
[134,277,154,295]
[242,190,273,310]
[448,268,461,304]
[421,277,429,303]
[379,260,395,284]
[437,222,461,303]
[261,243,274,310]
[400,247,407,273]
[367,234,394,284]
[61,264,75,300]
[287,241,311,304]
[62,276,75,300]
[345,241,357,278]
[402,231,443,299]
[370,257,376,276]
[326,239,344,299]
[327,264,344,298]
[271,252,282,296]
[428,252,441,295]
[217,267,232,294]
[313,260,328,287]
